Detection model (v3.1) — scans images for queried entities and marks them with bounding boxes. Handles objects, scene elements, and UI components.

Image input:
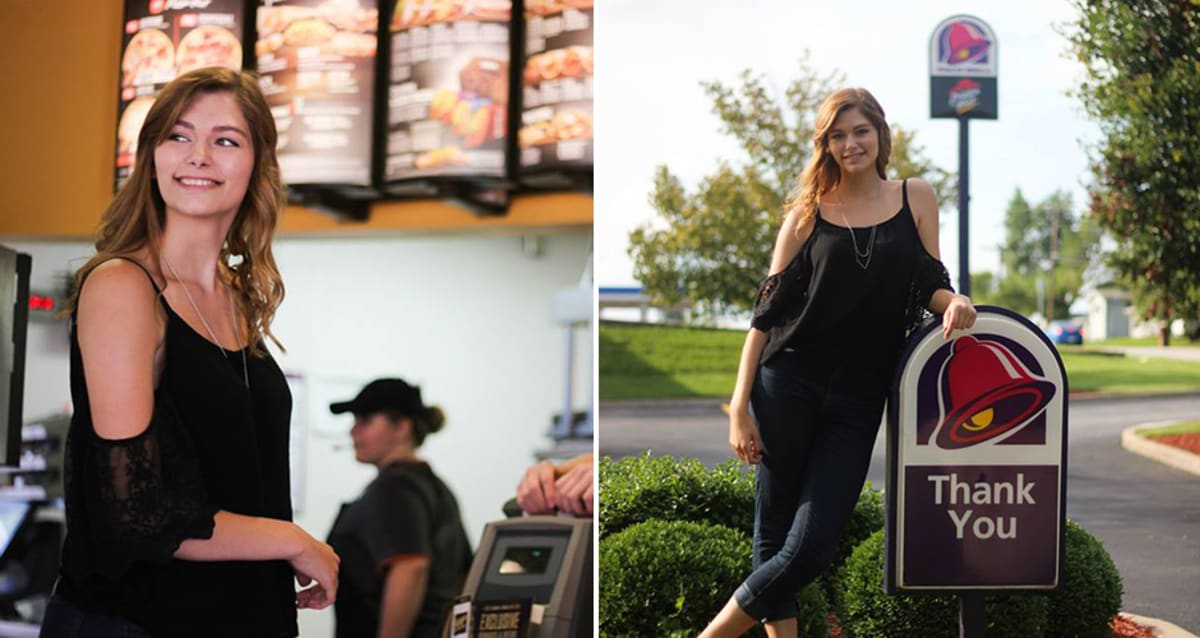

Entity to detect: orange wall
[0,1,591,239]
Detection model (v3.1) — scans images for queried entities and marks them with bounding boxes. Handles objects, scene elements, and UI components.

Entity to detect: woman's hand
[729,404,764,465]
[290,527,339,610]
[553,463,594,516]
[516,460,558,515]
[942,294,977,339]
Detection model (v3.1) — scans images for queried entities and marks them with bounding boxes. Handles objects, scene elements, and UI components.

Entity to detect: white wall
[3,231,593,637]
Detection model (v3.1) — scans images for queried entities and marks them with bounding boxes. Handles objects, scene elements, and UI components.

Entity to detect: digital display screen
[497,545,552,575]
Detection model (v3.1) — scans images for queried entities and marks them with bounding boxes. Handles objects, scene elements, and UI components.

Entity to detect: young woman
[41,68,338,637]
[699,88,977,638]
[326,378,473,638]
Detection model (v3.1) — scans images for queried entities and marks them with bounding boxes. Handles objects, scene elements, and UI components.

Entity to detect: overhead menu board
[519,0,592,183]
[116,0,247,191]
[383,0,514,185]
[256,0,380,187]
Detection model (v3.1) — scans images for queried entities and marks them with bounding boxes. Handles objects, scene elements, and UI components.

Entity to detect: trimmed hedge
[599,519,752,637]
[598,453,754,538]
[599,519,828,638]
[1045,519,1123,638]
[836,530,1049,638]
[599,454,884,567]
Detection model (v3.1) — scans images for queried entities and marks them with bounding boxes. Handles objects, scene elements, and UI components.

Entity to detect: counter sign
[886,306,1066,592]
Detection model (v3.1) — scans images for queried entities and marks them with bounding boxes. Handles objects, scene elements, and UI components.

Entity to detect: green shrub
[599,519,751,637]
[599,519,828,638]
[823,485,885,603]
[1044,519,1123,638]
[836,530,1048,638]
[598,453,754,538]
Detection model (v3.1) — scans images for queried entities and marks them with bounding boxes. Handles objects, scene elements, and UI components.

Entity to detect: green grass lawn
[600,323,1200,400]
[1137,420,1200,438]
[1096,336,1200,348]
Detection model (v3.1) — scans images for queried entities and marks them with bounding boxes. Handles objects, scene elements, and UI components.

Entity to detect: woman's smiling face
[154,91,254,223]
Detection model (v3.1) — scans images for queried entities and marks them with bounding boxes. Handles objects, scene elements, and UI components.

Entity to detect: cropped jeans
[733,351,889,621]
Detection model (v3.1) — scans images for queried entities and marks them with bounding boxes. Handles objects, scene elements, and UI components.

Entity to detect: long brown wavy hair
[69,67,286,356]
[784,88,892,233]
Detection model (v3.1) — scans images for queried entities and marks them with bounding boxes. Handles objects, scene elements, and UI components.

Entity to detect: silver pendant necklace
[840,211,877,270]
[163,253,250,389]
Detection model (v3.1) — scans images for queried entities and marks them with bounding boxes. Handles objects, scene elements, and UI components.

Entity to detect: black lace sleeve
[905,249,954,335]
[751,252,810,332]
[87,390,217,578]
[751,272,787,331]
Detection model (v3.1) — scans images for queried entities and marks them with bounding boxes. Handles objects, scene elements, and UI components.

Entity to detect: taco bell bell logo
[919,335,1054,449]
[930,17,998,77]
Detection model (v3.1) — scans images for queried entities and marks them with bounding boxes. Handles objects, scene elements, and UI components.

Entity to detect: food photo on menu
[519,0,592,174]
[384,0,514,181]
[115,0,245,188]
[256,0,379,186]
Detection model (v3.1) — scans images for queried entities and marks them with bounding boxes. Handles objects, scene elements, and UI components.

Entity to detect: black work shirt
[328,461,473,638]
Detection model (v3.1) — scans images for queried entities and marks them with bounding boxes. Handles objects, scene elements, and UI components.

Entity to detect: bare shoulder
[76,257,164,439]
[769,208,814,273]
[79,258,160,311]
[903,177,939,227]
[76,258,164,348]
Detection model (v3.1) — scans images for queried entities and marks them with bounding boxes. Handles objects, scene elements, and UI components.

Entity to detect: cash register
[456,516,591,638]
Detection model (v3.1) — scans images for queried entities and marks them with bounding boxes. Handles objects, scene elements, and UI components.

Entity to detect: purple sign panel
[887,307,1066,592]
[116,0,248,191]
[928,15,997,120]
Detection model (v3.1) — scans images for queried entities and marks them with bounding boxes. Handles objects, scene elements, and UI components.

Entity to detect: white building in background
[1084,285,1132,340]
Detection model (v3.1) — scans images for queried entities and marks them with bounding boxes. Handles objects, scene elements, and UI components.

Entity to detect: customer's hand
[291,527,339,610]
[516,459,558,514]
[553,463,594,516]
[729,404,764,465]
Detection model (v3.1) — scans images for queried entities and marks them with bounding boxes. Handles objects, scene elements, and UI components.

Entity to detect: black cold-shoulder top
[56,257,298,637]
[751,179,953,370]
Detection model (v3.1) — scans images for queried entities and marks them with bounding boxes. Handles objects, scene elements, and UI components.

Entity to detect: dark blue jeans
[39,595,152,638]
[734,352,888,622]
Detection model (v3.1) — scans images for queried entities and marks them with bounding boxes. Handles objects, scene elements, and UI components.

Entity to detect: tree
[1065,0,1200,345]
[976,189,1101,320]
[628,59,956,317]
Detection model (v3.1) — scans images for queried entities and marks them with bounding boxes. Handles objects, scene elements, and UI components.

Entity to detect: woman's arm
[908,178,977,338]
[729,210,815,464]
[377,555,432,638]
[78,261,338,608]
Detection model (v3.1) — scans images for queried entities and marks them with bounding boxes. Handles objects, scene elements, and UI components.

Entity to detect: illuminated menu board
[384,0,513,184]
[116,0,247,191]
[519,0,592,180]
[256,0,379,187]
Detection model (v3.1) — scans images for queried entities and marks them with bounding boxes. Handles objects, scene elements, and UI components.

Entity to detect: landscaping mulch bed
[1152,432,1200,455]
[823,613,1157,637]
[1109,614,1158,638]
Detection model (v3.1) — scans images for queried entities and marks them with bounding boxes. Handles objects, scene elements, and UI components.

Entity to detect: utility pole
[1047,205,1059,323]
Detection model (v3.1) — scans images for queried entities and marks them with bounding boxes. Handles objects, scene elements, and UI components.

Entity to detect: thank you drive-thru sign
[886,307,1066,592]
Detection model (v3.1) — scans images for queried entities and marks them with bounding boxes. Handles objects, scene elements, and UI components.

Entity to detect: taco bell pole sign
[930,15,998,119]
[885,307,1066,593]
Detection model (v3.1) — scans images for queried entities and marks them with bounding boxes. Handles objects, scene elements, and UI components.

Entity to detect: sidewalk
[1124,613,1200,638]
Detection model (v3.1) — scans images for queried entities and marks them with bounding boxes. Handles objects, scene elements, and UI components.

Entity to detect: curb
[1122,612,1200,638]
[1121,422,1200,478]
[599,390,1200,408]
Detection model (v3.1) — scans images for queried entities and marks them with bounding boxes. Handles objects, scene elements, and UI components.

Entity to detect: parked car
[1046,320,1084,345]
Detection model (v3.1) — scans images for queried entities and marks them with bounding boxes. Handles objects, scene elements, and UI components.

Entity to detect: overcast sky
[593,0,1100,290]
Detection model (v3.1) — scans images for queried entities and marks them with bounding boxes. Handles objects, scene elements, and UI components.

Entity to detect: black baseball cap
[329,378,423,416]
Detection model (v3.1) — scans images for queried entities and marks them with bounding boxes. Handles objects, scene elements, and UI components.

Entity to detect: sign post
[930,15,998,298]
[885,307,1067,638]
